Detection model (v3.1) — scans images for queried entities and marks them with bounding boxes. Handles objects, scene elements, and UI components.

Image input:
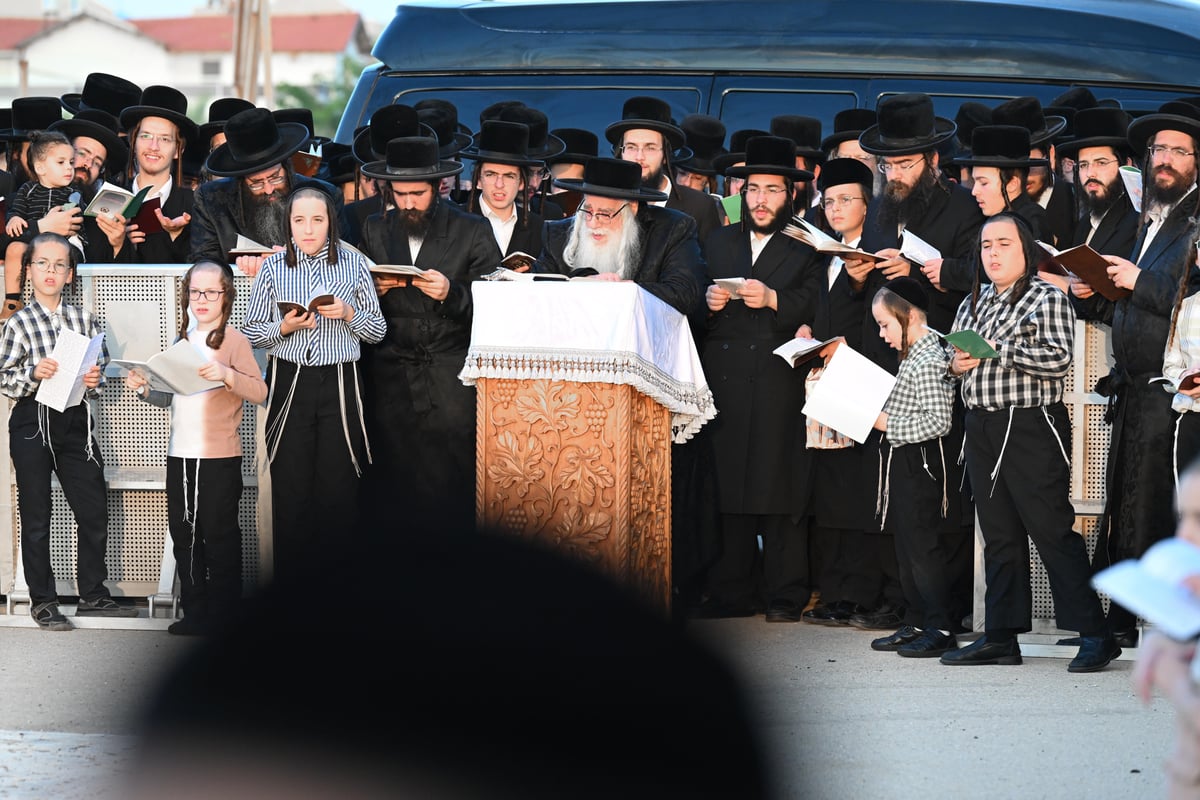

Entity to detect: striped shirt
[242,243,386,365]
[0,299,107,401]
[1163,289,1200,413]
[949,277,1074,411]
[883,331,954,446]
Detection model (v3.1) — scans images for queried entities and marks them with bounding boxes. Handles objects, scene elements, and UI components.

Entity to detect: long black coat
[106,185,194,264]
[1043,178,1077,248]
[536,204,706,318]
[667,182,722,250]
[358,200,502,530]
[701,225,821,514]
[1067,190,1138,257]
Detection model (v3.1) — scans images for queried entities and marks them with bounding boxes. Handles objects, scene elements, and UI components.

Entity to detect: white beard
[562,206,644,279]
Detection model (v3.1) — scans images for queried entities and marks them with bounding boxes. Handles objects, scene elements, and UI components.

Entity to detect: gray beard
[245,195,288,247]
[562,211,644,278]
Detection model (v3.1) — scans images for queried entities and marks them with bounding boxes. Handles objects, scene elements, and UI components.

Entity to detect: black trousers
[811,525,878,607]
[265,359,365,582]
[10,398,111,605]
[706,513,810,606]
[167,456,243,628]
[964,404,1105,634]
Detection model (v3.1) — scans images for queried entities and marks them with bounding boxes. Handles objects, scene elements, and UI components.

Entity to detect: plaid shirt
[883,331,954,446]
[0,299,107,401]
[949,277,1074,411]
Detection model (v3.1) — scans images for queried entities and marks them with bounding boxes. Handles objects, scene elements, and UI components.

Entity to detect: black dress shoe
[898,629,957,658]
[848,602,905,630]
[1067,636,1121,673]
[801,600,863,626]
[690,598,760,620]
[1057,629,1139,649]
[940,636,1022,666]
[871,625,920,651]
[765,599,803,623]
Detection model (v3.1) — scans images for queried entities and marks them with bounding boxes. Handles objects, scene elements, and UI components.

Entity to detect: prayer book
[925,326,998,359]
[782,216,887,262]
[112,340,223,396]
[721,193,742,224]
[501,251,538,272]
[801,342,896,444]
[1119,165,1142,213]
[368,264,430,277]
[35,328,105,413]
[83,182,153,221]
[773,335,842,367]
[899,228,941,266]
[277,294,336,317]
[712,277,747,298]
[291,143,323,178]
[1093,538,1200,641]
[228,234,274,256]
[1035,241,1129,302]
[483,267,569,282]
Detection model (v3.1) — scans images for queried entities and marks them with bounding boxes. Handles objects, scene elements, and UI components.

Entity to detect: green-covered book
[926,326,998,359]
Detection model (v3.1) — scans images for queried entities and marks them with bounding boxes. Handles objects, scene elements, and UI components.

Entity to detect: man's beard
[243,189,287,246]
[393,206,434,238]
[641,164,665,192]
[1077,174,1123,216]
[1146,165,1196,208]
[562,209,644,278]
[747,200,789,234]
[879,165,941,231]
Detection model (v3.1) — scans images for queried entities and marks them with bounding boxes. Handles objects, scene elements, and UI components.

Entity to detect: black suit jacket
[125,185,194,263]
[341,194,381,248]
[1068,190,1138,259]
[1042,178,1076,248]
[666,181,722,251]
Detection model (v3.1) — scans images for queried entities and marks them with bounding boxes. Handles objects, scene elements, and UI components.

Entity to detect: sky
[105,0,401,25]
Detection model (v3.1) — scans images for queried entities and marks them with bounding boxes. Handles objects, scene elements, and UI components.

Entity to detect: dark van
[338,0,1200,145]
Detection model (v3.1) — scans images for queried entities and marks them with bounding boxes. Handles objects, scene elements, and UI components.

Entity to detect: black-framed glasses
[188,289,226,301]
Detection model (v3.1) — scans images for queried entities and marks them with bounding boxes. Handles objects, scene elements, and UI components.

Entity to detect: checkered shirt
[883,331,954,446]
[0,300,107,401]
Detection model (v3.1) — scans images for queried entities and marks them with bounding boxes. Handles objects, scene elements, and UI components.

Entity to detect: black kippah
[882,276,929,311]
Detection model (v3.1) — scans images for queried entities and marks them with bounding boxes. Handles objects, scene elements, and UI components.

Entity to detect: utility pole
[232,0,273,103]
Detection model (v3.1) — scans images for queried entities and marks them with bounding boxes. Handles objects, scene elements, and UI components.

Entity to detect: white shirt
[480,195,518,254]
[1139,185,1196,260]
[750,231,773,265]
[650,175,674,208]
[828,235,861,288]
[132,173,173,207]
[1034,183,1053,210]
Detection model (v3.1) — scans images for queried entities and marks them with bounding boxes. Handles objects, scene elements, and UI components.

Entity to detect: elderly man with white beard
[535,157,706,318]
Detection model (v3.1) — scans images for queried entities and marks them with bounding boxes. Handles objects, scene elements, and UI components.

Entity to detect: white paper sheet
[35,329,104,413]
[801,343,896,444]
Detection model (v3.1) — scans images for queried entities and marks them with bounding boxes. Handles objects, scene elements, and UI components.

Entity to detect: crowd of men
[0,73,1191,648]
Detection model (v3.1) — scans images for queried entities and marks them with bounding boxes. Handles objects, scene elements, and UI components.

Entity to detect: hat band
[878,132,940,148]
[387,163,441,176]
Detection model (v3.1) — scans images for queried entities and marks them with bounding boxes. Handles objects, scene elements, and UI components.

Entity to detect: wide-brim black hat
[724,135,813,180]
[712,128,769,173]
[49,109,128,168]
[1,96,64,140]
[61,72,142,117]
[326,146,359,185]
[415,107,471,158]
[460,120,544,167]
[360,136,465,182]
[1056,108,1133,157]
[120,85,199,148]
[817,157,874,193]
[553,157,668,202]
[770,115,825,163]
[545,128,598,166]
[1128,100,1200,154]
[353,104,435,164]
[675,114,727,176]
[604,96,685,150]
[205,107,310,177]
[951,125,1047,169]
[990,96,1067,148]
[821,108,877,151]
[859,93,957,156]
[497,106,565,160]
[197,97,256,147]
[954,102,992,147]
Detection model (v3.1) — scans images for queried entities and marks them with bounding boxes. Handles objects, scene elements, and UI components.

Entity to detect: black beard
[641,165,665,192]
[1077,175,1123,216]
[746,202,789,234]
[1146,165,1196,208]
[243,190,287,246]
[394,206,434,238]
[878,167,941,232]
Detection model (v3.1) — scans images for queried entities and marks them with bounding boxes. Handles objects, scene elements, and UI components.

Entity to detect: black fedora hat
[990,96,1066,148]
[553,157,668,202]
[414,98,473,136]
[197,97,256,148]
[1128,100,1200,154]
[724,135,813,181]
[821,108,877,151]
[497,106,565,160]
[712,128,770,173]
[1050,87,1099,114]
[120,85,200,148]
[204,107,310,177]
[353,104,435,164]
[545,128,598,166]
[49,109,128,169]
[480,100,526,126]
[273,107,331,148]
[604,96,686,150]
[860,93,957,156]
[415,106,471,158]
[61,72,142,117]
[951,125,1048,169]
[817,157,874,193]
[360,136,465,182]
[954,102,992,148]
[1056,108,1133,158]
[2,97,64,140]
[323,143,358,185]
[770,115,824,163]
[674,114,727,176]
[460,120,543,167]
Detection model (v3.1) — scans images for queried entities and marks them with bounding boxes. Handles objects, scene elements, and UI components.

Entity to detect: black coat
[189,174,344,264]
[667,182,722,251]
[536,204,706,318]
[1042,178,1077,248]
[107,184,194,264]
[340,194,381,248]
[701,226,821,514]
[1067,190,1138,258]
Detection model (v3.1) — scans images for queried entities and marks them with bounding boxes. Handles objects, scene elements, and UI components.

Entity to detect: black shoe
[76,596,138,618]
[765,599,803,623]
[801,600,863,626]
[690,597,761,620]
[871,625,921,651]
[1068,636,1121,673]
[1057,629,1139,649]
[31,601,72,631]
[898,629,958,658]
[940,636,1022,666]
[848,602,905,630]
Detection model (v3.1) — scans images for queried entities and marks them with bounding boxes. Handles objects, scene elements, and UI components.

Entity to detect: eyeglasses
[481,169,521,185]
[578,203,628,224]
[73,147,104,170]
[878,158,923,175]
[1075,157,1118,172]
[31,259,70,274]
[246,170,288,192]
[136,132,177,148]
[744,185,788,197]
[1148,144,1196,160]
[188,289,226,301]
[822,194,866,209]
[618,143,663,156]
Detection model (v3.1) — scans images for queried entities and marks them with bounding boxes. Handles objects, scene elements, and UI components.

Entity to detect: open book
[1119,165,1142,213]
[83,182,153,221]
[899,229,941,266]
[292,143,323,178]
[713,277,747,298]
[1035,241,1129,301]
[277,294,335,317]
[925,325,998,359]
[228,233,275,256]
[36,328,105,412]
[1092,537,1200,641]
[113,340,224,396]
[773,336,842,367]
[501,251,538,272]
[782,216,887,262]
[483,267,570,282]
